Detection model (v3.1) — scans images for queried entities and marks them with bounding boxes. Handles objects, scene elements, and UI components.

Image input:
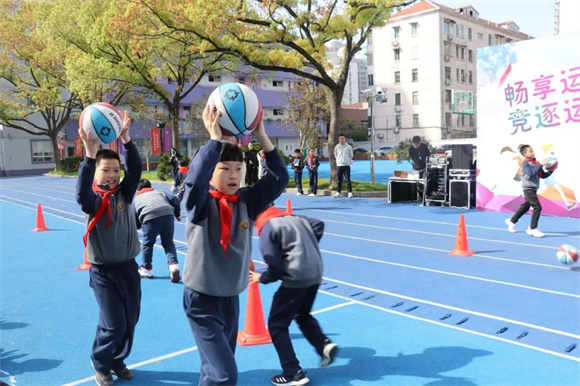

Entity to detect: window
[208,74,221,82]
[367,53,373,66]
[468,27,472,40]
[394,49,400,61]
[395,114,401,127]
[273,80,283,87]
[412,91,418,105]
[488,34,492,45]
[31,140,53,163]
[368,74,374,86]
[445,67,451,80]
[461,69,465,83]
[469,71,473,84]
[460,47,465,60]
[469,115,475,127]
[238,77,245,84]
[456,45,459,58]
[273,108,284,116]
[445,90,452,103]
[456,68,460,81]
[460,25,464,39]
[478,32,483,40]
[393,26,400,39]
[412,68,418,82]
[410,22,418,36]
[182,106,191,118]
[445,112,452,127]
[455,23,460,36]
[444,20,450,34]
[413,114,419,127]
[395,93,401,106]
[468,49,473,62]
[394,71,400,84]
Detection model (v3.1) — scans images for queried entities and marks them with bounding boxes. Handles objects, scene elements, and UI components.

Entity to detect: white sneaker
[321,341,338,367]
[334,192,341,198]
[308,193,315,197]
[296,192,303,196]
[138,266,154,279]
[169,264,181,283]
[505,218,516,233]
[348,192,353,198]
[526,228,545,238]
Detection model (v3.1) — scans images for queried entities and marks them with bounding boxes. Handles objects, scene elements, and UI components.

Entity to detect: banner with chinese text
[151,128,161,154]
[476,32,580,218]
[162,128,172,153]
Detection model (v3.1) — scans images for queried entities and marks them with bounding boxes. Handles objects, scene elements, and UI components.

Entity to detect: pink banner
[162,128,172,153]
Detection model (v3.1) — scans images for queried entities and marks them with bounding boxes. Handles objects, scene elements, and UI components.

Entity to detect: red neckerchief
[255,206,290,235]
[83,182,119,246]
[208,190,239,256]
[308,154,314,167]
[178,166,189,174]
[137,188,154,195]
[525,157,543,178]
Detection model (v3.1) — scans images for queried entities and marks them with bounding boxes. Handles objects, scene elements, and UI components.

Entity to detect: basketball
[557,244,578,265]
[545,156,558,171]
[80,103,123,144]
[206,83,263,138]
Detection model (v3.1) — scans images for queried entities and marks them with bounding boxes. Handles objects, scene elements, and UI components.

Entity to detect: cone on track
[31,203,50,232]
[449,214,474,256]
[286,199,293,214]
[237,282,272,346]
[76,248,91,271]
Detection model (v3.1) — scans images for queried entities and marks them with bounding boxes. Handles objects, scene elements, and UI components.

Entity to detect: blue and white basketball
[557,244,578,265]
[80,102,123,144]
[207,83,263,138]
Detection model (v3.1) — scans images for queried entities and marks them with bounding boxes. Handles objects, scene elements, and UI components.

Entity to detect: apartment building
[367,1,532,142]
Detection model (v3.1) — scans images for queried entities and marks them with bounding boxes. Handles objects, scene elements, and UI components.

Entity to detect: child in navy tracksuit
[505,144,553,238]
[181,104,288,385]
[134,179,182,282]
[174,159,189,202]
[292,149,304,195]
[75,112,142,386]
[250,207,339,386]
[306,148,320,196]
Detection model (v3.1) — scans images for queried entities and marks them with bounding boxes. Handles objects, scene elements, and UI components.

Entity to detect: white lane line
[322,219,557,250]
[319,276,580,339]
[324,232,568,270]
[303,207,580,238]
[311,300,356,315]
[322,250,577,298]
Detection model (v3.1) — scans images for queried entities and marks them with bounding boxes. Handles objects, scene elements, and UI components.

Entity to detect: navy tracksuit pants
[141,215,178,269]
[268,283,327,376]
[309,170,318,195]
[89,259,141,373]
[183,287,240,385]
[294,170,303,194]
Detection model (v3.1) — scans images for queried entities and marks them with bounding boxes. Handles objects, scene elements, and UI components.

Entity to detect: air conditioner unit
[445,79,452,86]
[444,55,450,62]
[392,40,400,47]
[377,133,384,138]
[394,106,402,112]
[394,126,400,133]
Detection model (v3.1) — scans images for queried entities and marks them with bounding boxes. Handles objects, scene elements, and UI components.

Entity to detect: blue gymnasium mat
[0,176,579,385]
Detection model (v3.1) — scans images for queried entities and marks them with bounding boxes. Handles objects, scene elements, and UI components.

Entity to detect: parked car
[375,145,398,156]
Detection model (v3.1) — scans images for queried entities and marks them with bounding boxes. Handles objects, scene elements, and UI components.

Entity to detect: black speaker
[450,145,474,170]
[389,180,418,203]
[450,180,475,208]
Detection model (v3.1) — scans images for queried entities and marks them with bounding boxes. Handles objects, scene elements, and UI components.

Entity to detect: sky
[434,0,556,38]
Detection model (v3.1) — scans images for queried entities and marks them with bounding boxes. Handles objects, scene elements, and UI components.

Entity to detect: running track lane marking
[62,302,357,385]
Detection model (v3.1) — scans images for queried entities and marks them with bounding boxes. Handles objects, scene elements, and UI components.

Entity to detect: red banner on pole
[151,128,161,154]
[74,137,83,157]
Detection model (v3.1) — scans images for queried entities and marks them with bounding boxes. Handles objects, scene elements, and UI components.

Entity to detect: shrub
[156,153,172,181]
[59,156,83,173]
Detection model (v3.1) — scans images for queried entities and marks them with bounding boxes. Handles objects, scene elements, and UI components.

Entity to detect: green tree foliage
[140,0,416,187]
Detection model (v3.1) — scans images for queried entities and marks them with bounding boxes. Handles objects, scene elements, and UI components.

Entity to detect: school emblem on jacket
[239,219,249,232]
[117,202,125,211]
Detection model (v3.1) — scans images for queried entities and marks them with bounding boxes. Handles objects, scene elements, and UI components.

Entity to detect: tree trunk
[51,134,61,171]
[170,99,181,154]
[327,89,342,189]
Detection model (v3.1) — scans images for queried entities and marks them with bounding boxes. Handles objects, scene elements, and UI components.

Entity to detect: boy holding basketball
[181,104,288,385]
[505,144,553,238]
[250,206,338,386]
[76,111,142,386]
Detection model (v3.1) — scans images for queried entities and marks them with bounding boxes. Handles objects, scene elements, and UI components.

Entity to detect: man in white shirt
[333,134,354,198]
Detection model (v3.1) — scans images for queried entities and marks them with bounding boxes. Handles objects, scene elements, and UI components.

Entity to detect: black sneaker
[112,366,133,380]
[321,340,338,367]
[94,371,114,386]
[271,370,310,386]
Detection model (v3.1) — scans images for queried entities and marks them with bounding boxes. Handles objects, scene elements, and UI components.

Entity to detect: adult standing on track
[245,143,258,185]
[334,134,354,198]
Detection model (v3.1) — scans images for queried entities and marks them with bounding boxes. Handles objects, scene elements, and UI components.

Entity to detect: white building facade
[368,1,532,143]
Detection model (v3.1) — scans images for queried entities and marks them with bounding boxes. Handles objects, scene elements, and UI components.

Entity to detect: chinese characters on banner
[151,128,161,154]
[504,66,580,135]
[162,128,172,153]
[74,137,83,157]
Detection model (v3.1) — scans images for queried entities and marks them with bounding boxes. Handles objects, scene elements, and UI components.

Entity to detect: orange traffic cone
[449,214,474,256]
[32,203,50,232]
[237,282,272,346]
[286,199,293,214]
[76,248,91,271]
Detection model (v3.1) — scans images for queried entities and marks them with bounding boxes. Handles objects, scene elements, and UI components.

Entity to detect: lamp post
[361,87,387,184]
